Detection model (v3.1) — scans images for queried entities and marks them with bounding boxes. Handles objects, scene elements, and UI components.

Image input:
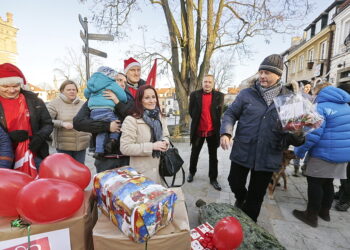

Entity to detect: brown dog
[268,150,296,199]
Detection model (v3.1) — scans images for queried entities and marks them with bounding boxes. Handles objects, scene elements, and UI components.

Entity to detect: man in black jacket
[187,74,224,191]
[74,60,145,173]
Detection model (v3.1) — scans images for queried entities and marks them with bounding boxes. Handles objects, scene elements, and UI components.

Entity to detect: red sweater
[197,92,214,137]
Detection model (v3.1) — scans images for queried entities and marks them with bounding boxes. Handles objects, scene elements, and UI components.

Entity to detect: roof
[304,0,345,31]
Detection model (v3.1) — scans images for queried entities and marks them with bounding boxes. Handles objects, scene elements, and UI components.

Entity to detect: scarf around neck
[142,107,163,158]
[258,81,282,106]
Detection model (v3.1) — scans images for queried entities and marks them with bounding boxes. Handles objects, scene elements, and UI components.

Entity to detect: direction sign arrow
[87,47,108,58]
[88,33,114,41]
[80,30,87,43]
[78,14,88,32]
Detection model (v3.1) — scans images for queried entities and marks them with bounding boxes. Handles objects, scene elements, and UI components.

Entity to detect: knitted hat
[258,54,283,76]
[124,57,141,73]
[0,63,26,85]
[97,66,118,79]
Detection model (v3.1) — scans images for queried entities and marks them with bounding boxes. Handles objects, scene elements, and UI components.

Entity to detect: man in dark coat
[220,54,305,222]
[187,74,224,191]
[74,59,145,173]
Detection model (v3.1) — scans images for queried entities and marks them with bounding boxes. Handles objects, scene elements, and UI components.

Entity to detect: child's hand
[103,90,119,104]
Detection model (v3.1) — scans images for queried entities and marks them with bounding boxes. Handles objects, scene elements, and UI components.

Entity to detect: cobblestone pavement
[60,142,350,250]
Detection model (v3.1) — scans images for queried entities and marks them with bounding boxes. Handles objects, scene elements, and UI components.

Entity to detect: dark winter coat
[189,89,224,146]
[0,90,53,159]
[0,125,13,168]
[220,81,304,172]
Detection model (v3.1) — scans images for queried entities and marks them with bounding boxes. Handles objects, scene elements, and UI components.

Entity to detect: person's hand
[29,135,44,153]
[8,130,29,142]
[109,120,121,133]
[153,141,168,152]
[62,122,73,129]
[103,90,119,104]
[220,135,232,150]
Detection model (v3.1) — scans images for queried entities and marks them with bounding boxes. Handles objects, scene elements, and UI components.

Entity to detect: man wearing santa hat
[123,57,146,98]
[0,63,53,176]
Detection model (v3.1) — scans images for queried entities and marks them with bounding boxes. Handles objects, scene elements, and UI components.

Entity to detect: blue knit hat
[97,66,118,79]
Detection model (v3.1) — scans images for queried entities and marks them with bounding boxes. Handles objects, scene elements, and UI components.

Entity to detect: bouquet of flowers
[273,93,323,134]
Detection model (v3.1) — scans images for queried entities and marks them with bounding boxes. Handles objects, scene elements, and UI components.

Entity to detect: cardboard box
[0,191,97,250]
[93,167,177,243]
[93,187,191,250]
[190,222,214,250]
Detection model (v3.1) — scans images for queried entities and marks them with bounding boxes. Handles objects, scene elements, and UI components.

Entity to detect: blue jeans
[56,149,86,164]
[90,108,120,153]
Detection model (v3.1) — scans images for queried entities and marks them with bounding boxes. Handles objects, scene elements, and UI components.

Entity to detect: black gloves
[29,135,44,153]
[286,133,305,147]
[8,130,29,143]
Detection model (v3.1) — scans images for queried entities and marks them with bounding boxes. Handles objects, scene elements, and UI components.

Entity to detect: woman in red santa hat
[0,63,53,177]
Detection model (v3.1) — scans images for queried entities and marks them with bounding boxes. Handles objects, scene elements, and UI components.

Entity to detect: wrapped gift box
[0,190,97,250]
[190,222,215,250]
[93,167,177,243]
[93,187,191,250]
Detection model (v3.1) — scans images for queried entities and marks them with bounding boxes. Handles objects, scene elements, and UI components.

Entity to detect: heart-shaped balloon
[213,216,244,250]
[39,153,91,190]
[16,178,84,223]
[0,169,33,216]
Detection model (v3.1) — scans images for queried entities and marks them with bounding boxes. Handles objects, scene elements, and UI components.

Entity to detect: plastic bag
[273,93,323,134]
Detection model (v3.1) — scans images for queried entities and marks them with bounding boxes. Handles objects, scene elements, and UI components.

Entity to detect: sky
[1,0,334,90]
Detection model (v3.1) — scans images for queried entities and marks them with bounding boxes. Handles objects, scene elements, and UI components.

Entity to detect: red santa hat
[124,57,141,74]
[0,63,26,85]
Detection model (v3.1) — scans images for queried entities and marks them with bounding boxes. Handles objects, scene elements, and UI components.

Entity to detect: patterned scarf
[258,81,282,106]
[142,107,163,158]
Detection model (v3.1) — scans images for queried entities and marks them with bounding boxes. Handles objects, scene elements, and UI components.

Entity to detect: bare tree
[54,47,102,89]
[83,0,312,130]
[209,53,235,92]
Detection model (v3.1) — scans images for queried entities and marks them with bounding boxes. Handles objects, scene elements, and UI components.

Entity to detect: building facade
[285,1,345,84]
[0,13,18,64]
[330,0,350,85]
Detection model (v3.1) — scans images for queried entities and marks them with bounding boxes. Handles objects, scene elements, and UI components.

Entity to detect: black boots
[318,208,330,221]
[292,209,318,228]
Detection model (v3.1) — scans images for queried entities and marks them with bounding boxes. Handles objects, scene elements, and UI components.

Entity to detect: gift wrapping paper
[190,222,215,250]
[93,167,177,243]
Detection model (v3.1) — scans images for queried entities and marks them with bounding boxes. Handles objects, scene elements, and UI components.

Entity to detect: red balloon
[213,216,244,250]
[0,169,33,216]
[16,178,84,223]
[39,153,91,190]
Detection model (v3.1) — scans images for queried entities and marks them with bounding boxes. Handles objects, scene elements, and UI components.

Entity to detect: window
[162,101,165,105]
[307,48,314,62]
[320,40,327,60]
[298,55,304,71]
[168,100,171,105]
[291,60,296,74]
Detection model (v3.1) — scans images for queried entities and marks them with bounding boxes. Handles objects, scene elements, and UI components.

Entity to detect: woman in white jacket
[120,85,169,184]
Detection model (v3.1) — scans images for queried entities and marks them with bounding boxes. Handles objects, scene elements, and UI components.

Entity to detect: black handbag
[159,141,185,187]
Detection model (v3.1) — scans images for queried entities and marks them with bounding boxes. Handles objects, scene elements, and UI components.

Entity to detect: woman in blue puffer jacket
[293,83,350,228]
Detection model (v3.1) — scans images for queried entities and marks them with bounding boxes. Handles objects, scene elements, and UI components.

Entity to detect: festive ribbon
[198,232,216,250]
[11,218,32,248]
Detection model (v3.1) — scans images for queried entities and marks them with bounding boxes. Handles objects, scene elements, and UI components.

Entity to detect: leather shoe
[187,174,194,183]
[210,180,222,191]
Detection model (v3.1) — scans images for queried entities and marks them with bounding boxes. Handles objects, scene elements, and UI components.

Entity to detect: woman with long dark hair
[120,85,169,184]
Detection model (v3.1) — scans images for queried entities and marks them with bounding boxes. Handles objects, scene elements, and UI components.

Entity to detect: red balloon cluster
[16,178,84,224]
[0,153,91,223]
[39,153,91,190]
[213,216,244,250]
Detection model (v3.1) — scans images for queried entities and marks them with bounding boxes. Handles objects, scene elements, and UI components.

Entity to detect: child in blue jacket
[84,66,127,157]
[0,126,14,168]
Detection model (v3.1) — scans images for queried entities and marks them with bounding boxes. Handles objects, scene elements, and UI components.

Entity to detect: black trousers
[189,134,218,181]
[339,163,350,202]
[307,176,334,211]
[228,161,273,222]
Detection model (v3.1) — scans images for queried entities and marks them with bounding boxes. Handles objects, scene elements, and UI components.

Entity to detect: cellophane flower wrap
[93,167,177,243]
[273,93,323,134]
